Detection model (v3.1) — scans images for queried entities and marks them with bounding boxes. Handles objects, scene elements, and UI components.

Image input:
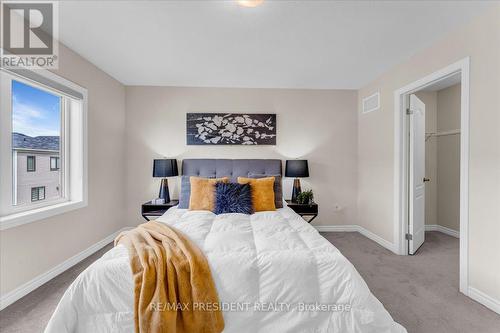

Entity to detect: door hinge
[406,108,414,115]
[405,233,413,240]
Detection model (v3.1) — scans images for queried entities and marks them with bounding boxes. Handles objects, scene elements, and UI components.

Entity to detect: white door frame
[393,57,470,295]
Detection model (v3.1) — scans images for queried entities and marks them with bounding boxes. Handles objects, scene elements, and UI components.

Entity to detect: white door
[409,94,426,254]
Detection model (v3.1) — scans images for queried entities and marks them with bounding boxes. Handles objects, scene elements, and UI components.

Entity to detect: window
[50,156,60,171]
[27,156,36,172]
[31,187,46,202]
[11,80,61,205]
[0,69,88,229]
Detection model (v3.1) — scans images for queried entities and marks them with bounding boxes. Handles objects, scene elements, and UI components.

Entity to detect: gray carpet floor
[1,231,499,333]
[321,231,500,333]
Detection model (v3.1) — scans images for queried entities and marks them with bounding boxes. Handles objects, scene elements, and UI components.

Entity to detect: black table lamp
[153,159,178,203]
[285,160,309,203]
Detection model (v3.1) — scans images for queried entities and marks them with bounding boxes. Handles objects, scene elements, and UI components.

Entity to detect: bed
[45,159,406,333]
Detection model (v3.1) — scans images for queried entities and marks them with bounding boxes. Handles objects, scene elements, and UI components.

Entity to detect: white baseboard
[314,225,358,232]
[357,226,398,253]
[315,225,398,254]
[0,227,131,311]
[425,224,460,238]
[469,287,500,315]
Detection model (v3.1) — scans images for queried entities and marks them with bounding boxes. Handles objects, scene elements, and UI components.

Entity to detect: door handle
[423,178,430,182]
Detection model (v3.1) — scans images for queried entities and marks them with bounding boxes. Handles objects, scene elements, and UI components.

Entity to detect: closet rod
[425,129,460,141]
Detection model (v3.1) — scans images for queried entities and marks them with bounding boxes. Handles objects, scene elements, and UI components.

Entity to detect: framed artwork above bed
[186,113,276,145]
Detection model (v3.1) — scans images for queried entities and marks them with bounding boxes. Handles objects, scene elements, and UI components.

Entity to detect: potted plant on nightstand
[296,190,314,205]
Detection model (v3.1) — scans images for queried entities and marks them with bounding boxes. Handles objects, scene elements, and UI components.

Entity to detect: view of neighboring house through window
[11,80,62,206]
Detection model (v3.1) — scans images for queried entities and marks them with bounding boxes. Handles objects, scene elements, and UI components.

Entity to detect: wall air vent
[362,92,380,114]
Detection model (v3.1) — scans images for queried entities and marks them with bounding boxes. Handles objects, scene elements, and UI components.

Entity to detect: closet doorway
[394,58,470,295]
[413,77,461,251]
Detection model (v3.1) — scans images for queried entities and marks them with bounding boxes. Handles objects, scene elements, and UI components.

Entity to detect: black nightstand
[286,200,318,223]
[141,200,179,221]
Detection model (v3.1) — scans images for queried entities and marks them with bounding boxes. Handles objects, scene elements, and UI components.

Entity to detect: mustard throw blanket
[115,221,225,333]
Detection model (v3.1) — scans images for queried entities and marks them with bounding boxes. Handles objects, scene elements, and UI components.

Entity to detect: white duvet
[46,206,406,333]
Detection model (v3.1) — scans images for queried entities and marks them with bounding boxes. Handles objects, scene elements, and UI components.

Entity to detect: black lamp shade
[285,160,309,178]
[153,159,178,178]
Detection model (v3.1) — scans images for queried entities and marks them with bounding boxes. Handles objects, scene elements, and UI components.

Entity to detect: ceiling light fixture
[237,0,264,8]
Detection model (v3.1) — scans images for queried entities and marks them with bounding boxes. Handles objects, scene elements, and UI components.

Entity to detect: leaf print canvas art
[186,113,277,145]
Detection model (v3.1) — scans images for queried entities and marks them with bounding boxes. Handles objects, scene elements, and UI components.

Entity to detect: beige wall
[437,84,461,232]
[358,5,500,301]
[125,87,358,227]
[0,44,127,295]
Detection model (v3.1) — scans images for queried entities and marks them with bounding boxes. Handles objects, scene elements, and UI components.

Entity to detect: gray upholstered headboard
[181,159,282,182]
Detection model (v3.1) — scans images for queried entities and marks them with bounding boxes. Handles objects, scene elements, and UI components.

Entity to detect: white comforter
[46,207,406,333]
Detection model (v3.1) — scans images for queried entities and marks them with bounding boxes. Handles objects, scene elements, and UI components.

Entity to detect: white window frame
[0,68,88,230]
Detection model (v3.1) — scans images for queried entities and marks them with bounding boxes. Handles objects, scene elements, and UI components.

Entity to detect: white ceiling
[58,1,494,89]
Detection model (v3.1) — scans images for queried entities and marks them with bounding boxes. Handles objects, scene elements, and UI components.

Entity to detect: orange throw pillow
[189,177,229,211]
[237,176,276,212]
